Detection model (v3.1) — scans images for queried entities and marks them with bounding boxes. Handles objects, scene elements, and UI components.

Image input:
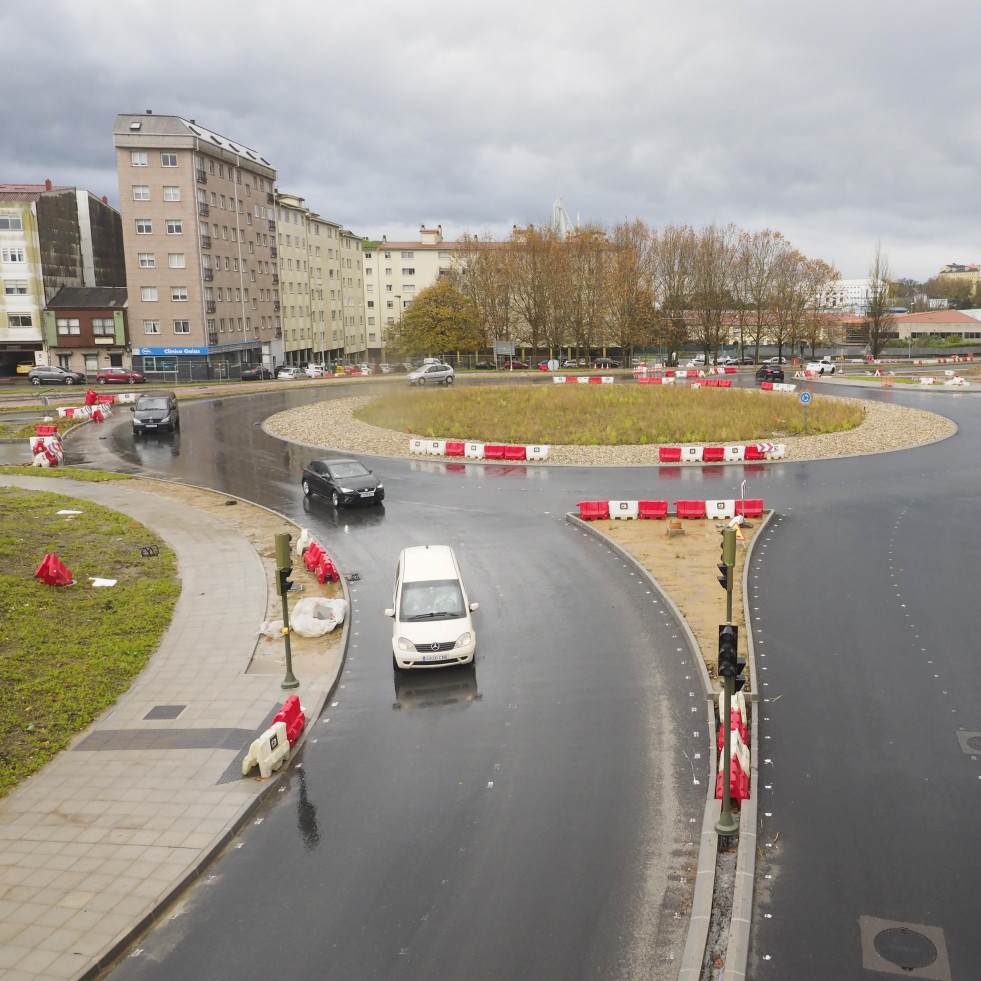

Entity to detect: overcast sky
[3,0,978,281]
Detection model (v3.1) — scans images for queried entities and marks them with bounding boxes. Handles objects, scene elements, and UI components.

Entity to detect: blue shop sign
[135,346,208,356]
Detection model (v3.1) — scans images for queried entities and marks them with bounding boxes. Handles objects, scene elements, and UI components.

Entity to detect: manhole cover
[966,735,981,752]
[345,573,361,582]
[874,928,937,971]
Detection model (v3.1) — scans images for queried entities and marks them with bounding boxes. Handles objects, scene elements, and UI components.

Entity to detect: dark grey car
[27,365,86,386]
[301,458,384,507]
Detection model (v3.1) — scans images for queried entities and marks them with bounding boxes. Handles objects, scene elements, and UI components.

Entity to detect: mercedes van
[131,391,180,435]
[385,545,478,669]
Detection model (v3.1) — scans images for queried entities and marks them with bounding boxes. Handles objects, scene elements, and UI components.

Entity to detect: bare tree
[689,224,739,362]
[651,223,696,363]
[604,219,655,360]
[865,243,896,358]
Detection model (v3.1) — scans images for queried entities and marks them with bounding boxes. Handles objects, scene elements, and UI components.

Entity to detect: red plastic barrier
[638,500,669,519]
[315,552,337,583]
[659,447,682,463]
[303,541,325,571]
[715,750,750,803]
[577,501,610,520]
[35,553,73,586]
[484,444,506,460]
[717,709,748,751]
[735,498,764,518]
[638,375,663,384]
[273,694,306,747]
[702,447,725,462]
[97,394,115,404]
[717,379,732,388]
[445,441,465,457]
[504,445,527,461]
[724,366,737,374]
[84,389,98,406]
[588,376,602,383]
[35,425,58,436]
[743,446,763,461]
[674,500,707,519]
[760,381,773,391]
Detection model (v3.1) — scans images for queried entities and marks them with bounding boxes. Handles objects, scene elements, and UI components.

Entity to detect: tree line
[386,220,847,364]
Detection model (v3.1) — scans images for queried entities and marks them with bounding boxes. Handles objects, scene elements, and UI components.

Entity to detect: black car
[594,358,621,369]
[473,361,497,370]
[755,366,785,383]
[241,364,274,380]
[301,458,384,507]
[27,365,86,386]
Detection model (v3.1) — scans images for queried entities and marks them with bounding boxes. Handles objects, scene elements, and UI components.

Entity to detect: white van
[385,545,478,669]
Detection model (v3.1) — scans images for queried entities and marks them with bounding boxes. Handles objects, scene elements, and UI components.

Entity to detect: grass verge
[355,384,864,445]
[0,487,179,798]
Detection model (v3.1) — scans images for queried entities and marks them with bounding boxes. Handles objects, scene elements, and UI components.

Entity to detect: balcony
[272,274,279,285]
[195,169,207,184]
[268,219,275,232]
[266,192,274,204]
[205,301,216,314]
[270,247,277,259]
[200,235,211,249]
[207,332,218,347]
[203,268,214,281]
[198,202,210,216]
[273,302,281,312]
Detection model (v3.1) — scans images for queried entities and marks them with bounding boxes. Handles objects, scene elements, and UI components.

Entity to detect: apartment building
[275,193,366,366]
[0,181,125,375]
[112,112,279,380]
[363,225,456,359]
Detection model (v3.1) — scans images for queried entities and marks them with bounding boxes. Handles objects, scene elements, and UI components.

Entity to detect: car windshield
[400,580,466,621]
[139,398,170,410]
[326,462,369,480]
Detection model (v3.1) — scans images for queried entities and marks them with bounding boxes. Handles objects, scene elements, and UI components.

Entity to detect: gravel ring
[263,394,956,465]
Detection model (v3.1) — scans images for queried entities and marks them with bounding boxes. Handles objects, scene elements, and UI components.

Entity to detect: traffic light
[718,623,738,677]
[717,526,736,590]
[278,566,294,594]
[275,532,295,595]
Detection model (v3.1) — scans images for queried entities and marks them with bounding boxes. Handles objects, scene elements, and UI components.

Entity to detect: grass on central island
[355,384,864,445]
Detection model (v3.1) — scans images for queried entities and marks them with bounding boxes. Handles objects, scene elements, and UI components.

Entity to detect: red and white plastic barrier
[411,438,549,461]
[302,540,338,582]
[552,375,614,384]
[30,427,64,468]
[273,694,306,747]
[241,720,290,778]
[577,498,764,520]
[717,691,748,750]
[716,726,750,802]
[759,381,797,393]
[657,442,785,463]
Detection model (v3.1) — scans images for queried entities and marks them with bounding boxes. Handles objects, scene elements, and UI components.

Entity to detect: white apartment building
[275,193,366,366]
[112,112,279,380]
[363,225,456,359]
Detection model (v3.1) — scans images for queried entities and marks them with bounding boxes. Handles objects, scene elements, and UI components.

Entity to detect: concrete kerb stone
[566,508,773,981]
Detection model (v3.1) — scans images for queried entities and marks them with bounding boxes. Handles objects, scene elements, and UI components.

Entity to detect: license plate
[144,424,157,428]
[422,654,447,663]
[359,491,374,498]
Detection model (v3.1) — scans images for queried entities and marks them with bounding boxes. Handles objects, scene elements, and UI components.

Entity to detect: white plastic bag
[295,528,313,557]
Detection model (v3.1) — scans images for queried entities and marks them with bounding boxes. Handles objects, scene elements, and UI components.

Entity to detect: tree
[604,219,656,360]
[688,224,739,361]
[651,223,696,363]
[865,244,896,358]
[387,275,481,359]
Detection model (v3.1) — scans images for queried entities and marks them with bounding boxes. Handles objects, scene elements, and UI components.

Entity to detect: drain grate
[860,916,951,979]
[874,928,937,970]
[345,572,361,582]
[955,731,981,755]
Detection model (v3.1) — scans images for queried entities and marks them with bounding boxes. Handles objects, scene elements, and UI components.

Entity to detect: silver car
[407,363,455,385]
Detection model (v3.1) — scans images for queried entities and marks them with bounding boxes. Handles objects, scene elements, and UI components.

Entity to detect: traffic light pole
[275,533,300,690]
[715,671,738,836]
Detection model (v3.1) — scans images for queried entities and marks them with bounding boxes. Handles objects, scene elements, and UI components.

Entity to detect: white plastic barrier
[465,442,485,459]
[919,377,935,385]
[526,445,549,461]
[705,499,736,519]
[773,382,797,393]
[552,376,567,384]
[426,439,447,457]
[609,500,640,520]
[723,445,746,462]
[600,376,614,384]
[116,391,138,404]
[681,446,704,463]
[768,444,786,460]
[242,720,289,778]
[410,438,426,455]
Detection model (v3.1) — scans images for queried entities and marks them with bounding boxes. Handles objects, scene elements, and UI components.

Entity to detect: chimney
[45,179,52,191]
[102,196,108,204]
[146,109,153,115]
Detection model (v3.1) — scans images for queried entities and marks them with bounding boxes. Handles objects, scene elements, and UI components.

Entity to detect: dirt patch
[596,515,761,690]
[131,478,344,676]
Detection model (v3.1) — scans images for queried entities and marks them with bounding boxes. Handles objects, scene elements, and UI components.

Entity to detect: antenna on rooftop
[552,197,575,239]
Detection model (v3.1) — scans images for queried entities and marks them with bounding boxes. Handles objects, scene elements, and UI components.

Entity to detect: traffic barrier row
[30,430,64,468]
[716,727,751,802]
[273,694,306,747]
[551,375,614,384]
[577,498,764,521]
[690,378,732,388]
[717,690,748,751]
[759,381,797,393]
[657,443,785,463]
[409,438,549,461]
[302,540,339,583]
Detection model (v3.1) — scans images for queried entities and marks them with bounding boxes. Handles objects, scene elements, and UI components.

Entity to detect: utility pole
[275,533,300,690]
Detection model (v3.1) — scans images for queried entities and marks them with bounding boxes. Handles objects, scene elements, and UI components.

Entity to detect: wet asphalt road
[61,378,980,979]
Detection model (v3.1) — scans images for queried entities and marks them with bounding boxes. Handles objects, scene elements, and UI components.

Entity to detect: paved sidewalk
[0,476,343,981]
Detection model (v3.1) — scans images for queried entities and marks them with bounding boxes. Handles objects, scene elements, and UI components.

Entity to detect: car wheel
[445,375,454,385]
[331,490,341,508]
[302,479,313,497]
[64,378,75,385]
[128,377,137,384]
[30,377,41,385]
[418,377,426,386]
[97,378,107,385]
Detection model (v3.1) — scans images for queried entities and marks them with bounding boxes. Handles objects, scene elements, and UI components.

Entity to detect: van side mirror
[384,608,395,618]
[129,406,135,412]
[469,602,479,612]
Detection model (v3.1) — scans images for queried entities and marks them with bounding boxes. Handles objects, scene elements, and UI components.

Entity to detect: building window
[4,280,28,294]
[132,185,150,200]
[171,286,188,301]
[174,319,190,334]
[163,186,181,201]
[136,219,152,235]
[402,268,415,276]
[161,152,178,167]
[131,151,147,167]
[168,253,186,268]
[9,314,32,327]
[138,252,155,268]
[166,220,183,235]
[1,247,27,262]
[56,318,81,335]
[92,318,115,336]
[144,319,160,334]
[141,286,158,301]
[0,214,23,230]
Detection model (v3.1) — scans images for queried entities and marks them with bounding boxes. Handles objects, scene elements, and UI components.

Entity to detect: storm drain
[955,730,981,755]
[859,916,951,979]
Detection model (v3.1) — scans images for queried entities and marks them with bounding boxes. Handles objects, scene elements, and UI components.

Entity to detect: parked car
[301,457,384,508]
[407,362,455,385]
[241,364,274,380]
[806,358,836,375]
[27,365,86,386]
[502,359,529,370]
[756,366,785,383]
[473,361,497,370]
[384,544,478,670]
[131,391,179,434]
[594,357,621,368]
[277,366,303,380]
[765,356,787,365]
[305,364,329,377]
[737,356,756,365]
[95,367,145,385]
[560,359,581,369]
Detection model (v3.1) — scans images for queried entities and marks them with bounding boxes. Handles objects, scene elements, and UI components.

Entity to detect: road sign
[800,391,812,405]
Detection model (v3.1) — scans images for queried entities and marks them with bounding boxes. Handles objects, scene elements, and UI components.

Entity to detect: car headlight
[454,632,472,649]
[376,482,384,490]
[338,486,354,493]
[397,637,416,652]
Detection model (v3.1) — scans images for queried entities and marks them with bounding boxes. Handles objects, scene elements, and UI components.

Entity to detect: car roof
[400,545,459,582]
